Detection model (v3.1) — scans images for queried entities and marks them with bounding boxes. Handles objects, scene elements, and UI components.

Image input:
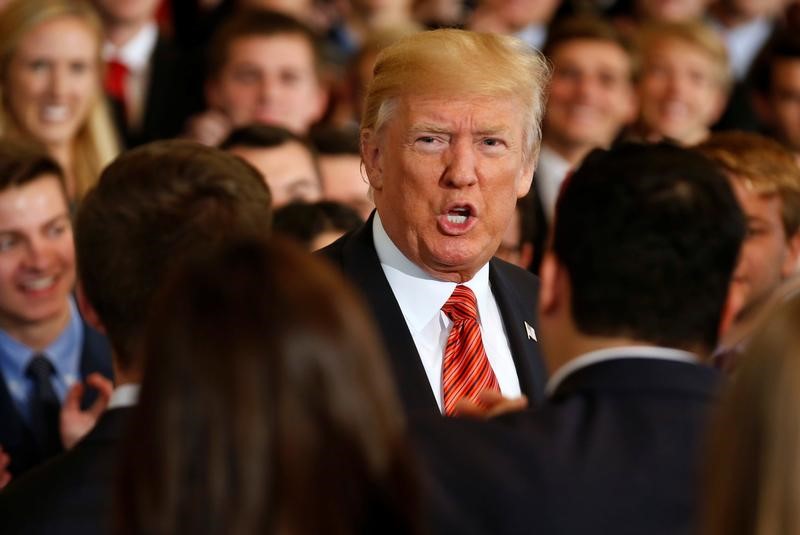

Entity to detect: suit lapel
[340,218,440,416]
[489,259,548,406]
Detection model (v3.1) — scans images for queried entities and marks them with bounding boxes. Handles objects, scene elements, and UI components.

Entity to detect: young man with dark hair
[0,140,112,485]
[185,9,329,146]
[0,140,273,534]
[750,30,800,158]
[221,123,322,208]
[415,143,746,535]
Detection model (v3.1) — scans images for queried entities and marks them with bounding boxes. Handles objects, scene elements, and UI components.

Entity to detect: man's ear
[718,281,744,341]
[782,231,800,277]
[517,153,537,198]
[361,129,384,191]
[76,283,106,335]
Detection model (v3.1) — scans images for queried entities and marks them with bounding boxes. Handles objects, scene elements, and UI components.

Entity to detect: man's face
[638,39,725,145]
[206,34,328,135]
[319,154,373,219]
[730,177,800,313]
[766,59,800,152]
[91,0,160,26]
[0,175,75,334]
[544,39,636,157]
[230,140,322,208]
[364,94,534,282]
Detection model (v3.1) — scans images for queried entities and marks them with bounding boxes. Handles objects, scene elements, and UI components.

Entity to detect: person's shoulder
[489,256,539,293]
[315,229,352,266]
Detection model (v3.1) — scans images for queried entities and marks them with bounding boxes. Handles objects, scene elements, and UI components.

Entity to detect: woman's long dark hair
[114,237,420,535]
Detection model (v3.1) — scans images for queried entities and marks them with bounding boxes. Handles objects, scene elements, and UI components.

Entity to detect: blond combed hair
[0,0,119,201]
[638,20,732,91]
[702,291,800,535]
[361,29,551,163]
[696,131,800,236]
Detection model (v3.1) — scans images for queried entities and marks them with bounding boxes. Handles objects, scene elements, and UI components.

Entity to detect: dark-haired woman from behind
[114,237,421,535]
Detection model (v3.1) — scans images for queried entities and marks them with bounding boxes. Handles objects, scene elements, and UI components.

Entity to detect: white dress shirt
[545,345,699,397]
[536,144,572,223]
[102,22,158,130]
[709,16,773,80]
[372,214,522,412]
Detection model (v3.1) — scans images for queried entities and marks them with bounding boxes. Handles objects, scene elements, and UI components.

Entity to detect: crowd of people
[0,0,799,533]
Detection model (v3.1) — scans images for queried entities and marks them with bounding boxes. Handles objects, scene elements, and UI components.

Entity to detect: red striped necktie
[441,285,499,416]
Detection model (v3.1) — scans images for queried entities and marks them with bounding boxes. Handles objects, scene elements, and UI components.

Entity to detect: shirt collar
[372,212,491,333]
[0,296,82,380]
[103,22,158,71]
[545,345,698,397]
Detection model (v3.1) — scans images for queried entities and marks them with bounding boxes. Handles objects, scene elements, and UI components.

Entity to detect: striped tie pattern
[441,285,499,416]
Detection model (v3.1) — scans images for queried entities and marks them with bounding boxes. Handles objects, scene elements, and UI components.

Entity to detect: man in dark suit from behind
[414,143,747,535]
[0,141,273,535]
[320,29,552,418]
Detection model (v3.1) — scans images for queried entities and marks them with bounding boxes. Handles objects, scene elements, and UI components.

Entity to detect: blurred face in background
[544,39,636,159]
[206,33,328,135]
[5,16,99,151]
[762,59,800,154]
[729,177,800,315]
[637,38,726,145]
[230,140,322,208]
[0,175,74,335]
[319,154,373,219]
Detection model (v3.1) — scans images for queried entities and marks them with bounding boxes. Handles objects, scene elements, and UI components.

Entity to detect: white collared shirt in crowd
[102,21,158,130]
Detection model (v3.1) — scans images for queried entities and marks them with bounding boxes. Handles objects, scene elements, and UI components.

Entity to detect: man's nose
[441,138,479,188]
[22,239,50,270]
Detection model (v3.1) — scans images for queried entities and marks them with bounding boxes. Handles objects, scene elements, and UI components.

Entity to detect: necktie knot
[442,285,479,323]
[26,353,55,384]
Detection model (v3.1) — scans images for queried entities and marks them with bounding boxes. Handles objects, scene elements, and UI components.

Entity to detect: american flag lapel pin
[525,321,537,341]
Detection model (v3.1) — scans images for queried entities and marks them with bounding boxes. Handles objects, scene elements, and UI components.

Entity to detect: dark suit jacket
[413,356,722,535]
[0,407,131,535]
[0,323,113,479]
[319,214,548,417]
[108,32,204,148]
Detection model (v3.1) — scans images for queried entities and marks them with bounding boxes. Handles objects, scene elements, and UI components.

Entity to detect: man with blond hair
[634,21,731,145]
[697,131,800,369]
[322,29,550,417]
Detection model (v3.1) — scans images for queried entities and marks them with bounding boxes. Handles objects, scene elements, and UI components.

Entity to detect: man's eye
[418,136,437,143]
[46,223,69,238]
[28,59,49,72]
[0,236,18,251]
